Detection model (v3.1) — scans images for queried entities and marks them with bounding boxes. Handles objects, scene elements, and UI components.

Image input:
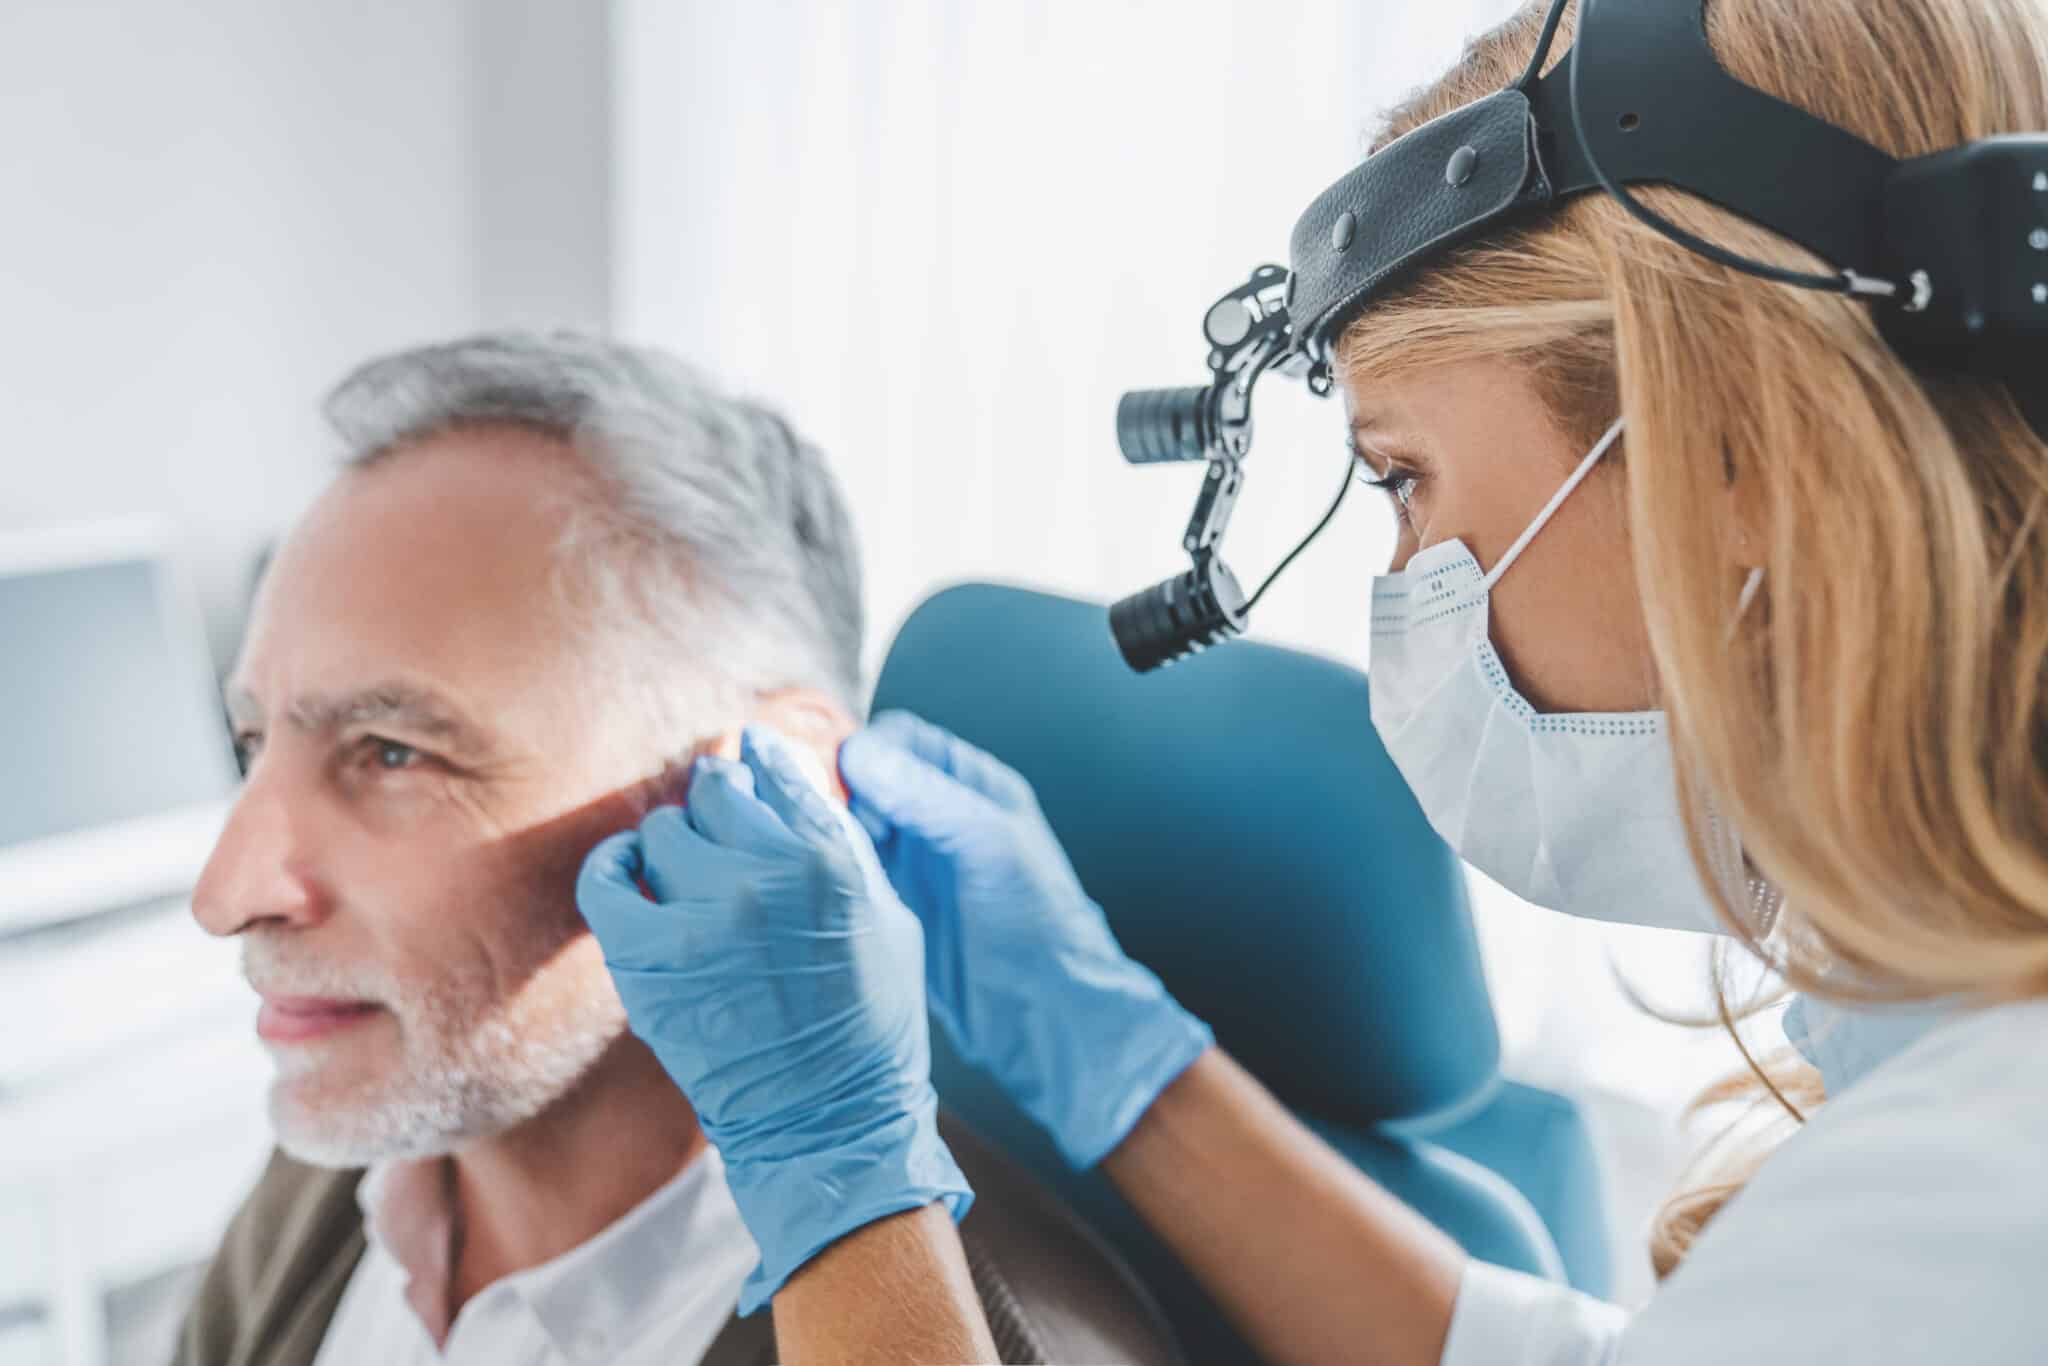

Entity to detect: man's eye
[363,738,424,771]
[233,731,263,772]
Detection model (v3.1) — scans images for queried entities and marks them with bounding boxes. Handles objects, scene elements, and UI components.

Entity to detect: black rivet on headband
[1446,145,1478,186]
[1331,210,1356,252]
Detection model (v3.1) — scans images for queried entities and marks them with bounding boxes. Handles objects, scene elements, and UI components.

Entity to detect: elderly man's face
[195,428,654,1165]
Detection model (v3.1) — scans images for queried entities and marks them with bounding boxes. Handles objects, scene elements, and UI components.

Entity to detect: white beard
[246,931,628,1168]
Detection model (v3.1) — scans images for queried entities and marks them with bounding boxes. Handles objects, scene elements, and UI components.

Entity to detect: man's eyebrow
[281,682,489,753]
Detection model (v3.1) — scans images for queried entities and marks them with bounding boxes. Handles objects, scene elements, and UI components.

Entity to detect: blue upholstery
[871,583,1610,1361]
[1429,1080,1614,1300]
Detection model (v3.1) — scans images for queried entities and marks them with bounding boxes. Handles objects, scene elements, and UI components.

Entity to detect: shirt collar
[1783,992,1953,1096]
[357,1144,751,1363]
[518,1146,750,1364]
[355,1156,460,1343]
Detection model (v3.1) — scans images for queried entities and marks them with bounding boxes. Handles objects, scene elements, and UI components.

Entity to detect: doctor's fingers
[681,756,809,859]
[634,801,810,918]
[859,711,1042,815]
[576,829,719,970]
[738,725,848,851]
[839,725,1007,842]
[581,820,819,962]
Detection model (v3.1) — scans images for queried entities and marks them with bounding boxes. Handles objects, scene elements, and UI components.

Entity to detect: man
[173,334,1176,1366]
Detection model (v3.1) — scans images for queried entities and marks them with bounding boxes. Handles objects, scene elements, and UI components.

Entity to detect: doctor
[577,0,2048,1361]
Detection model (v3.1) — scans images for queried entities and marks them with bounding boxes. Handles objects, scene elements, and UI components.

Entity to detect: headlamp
[1111,0,2048,673]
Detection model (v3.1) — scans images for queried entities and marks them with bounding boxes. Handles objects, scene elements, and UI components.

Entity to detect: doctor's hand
[576,725,969,1316]
[838,710,1214,1169]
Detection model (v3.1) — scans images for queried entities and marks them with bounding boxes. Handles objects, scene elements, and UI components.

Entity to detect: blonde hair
[1338,0,2048,1273]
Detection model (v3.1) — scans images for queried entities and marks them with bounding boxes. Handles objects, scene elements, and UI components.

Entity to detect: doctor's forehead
[231,427,600,727]
[1342,360,1554,453]
[1341,368,1444,439]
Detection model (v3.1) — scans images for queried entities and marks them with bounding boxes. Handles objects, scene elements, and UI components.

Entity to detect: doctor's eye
[232,730,263,772]
[1353,451,1422,522]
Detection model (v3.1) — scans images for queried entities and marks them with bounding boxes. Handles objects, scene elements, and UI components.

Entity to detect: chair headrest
[871,584,1499,1127]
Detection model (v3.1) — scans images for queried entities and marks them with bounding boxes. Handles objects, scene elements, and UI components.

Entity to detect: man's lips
[256,995,384,1043]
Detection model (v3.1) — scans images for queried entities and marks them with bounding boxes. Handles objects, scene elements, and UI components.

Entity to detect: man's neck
[445,1036,707,1315]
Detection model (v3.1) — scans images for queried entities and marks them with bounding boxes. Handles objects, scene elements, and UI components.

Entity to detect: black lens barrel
[1108,559,1248,672]
[1116,386,1214,465]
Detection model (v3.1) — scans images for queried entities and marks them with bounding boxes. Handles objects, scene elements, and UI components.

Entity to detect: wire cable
[1515,0,1571,92]
[1246,447,1356,611]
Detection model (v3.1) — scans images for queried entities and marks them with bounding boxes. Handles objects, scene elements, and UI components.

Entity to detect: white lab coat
[1439,995,2048,1364]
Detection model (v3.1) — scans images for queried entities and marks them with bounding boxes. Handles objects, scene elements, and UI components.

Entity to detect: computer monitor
[0,522,239,934]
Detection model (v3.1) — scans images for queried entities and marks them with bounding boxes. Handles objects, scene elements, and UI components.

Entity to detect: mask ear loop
[1725,566,1767,644]
[1481,417,1627,591]
[1735,565,1766,616]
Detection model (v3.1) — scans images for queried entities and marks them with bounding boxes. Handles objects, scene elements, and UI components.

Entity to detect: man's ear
[621,731,735,820]
[749,688,856,802]
[624,691,856,818]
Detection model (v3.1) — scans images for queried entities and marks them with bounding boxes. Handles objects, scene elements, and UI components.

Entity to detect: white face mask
[1367,417,1735,933]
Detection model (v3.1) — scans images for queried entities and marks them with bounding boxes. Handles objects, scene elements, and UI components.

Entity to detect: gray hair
[321,332,866,738]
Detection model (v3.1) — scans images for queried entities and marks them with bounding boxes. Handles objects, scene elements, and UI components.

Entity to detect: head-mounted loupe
[1111,0,2048,673]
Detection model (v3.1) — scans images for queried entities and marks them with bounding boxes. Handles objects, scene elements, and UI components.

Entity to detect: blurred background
[1,3,1777,1363]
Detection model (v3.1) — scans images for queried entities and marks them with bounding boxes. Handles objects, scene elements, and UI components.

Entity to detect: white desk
[1,899,273,1366]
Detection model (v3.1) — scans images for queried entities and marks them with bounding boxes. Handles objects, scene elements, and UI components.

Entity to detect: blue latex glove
[838,709,1214,1169]
[576,725,969,1315]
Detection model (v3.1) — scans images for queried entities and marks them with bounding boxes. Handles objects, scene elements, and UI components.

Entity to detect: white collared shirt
[1439,995,2048,1365]
[311,1144,757,1366]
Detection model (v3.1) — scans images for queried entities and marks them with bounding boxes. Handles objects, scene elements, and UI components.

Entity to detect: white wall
[479,0,614,335]
[613,0,1440,681]
[0,0,611,669]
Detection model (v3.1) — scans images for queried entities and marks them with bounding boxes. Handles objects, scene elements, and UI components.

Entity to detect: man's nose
[191,768,332,937]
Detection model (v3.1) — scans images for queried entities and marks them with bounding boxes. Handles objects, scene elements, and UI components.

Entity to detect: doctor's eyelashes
[1350,441,1423,524]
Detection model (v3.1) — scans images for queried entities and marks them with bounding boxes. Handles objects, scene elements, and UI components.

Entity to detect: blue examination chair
[871,583,1611,1366]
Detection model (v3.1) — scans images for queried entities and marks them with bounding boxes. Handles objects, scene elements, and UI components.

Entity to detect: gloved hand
[838,709,1213,1169]
[576,725,969,1315]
